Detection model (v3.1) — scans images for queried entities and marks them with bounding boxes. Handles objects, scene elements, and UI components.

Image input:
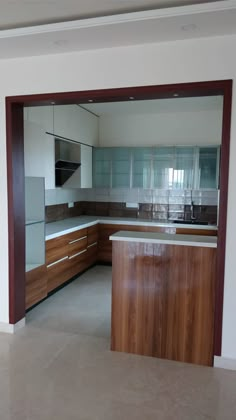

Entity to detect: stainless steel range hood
[55,138,81,187]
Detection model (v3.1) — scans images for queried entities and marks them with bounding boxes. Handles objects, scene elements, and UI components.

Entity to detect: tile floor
[0,265,236,419]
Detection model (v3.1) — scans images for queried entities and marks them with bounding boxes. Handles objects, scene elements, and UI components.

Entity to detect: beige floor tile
[0,265,235,419]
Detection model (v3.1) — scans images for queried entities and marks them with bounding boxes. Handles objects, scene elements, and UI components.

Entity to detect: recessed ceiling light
[173,93,179,97]
[88,99,93,102]
[129,96,135,100]
[181,23,197,32]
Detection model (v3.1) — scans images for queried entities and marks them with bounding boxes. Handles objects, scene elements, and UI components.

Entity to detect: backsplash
[45,188,218,225]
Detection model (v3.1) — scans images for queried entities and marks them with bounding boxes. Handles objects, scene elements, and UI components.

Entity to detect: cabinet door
[26,265,47,309]
[198,147,219,189]
[172,147,195,189]
[153,147,174,189]
[93,148,112,188]
[132,147,152,188]
[112,148,131,188]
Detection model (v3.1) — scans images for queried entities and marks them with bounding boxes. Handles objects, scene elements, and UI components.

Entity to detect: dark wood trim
[214,81,232,355]
[6,80,232,357]
[6,100,25,324]
[6,80,230,106]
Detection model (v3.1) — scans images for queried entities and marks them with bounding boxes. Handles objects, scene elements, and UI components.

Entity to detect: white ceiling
[0,1,235,59]
[82,96,223,117]
[0,0,223,29]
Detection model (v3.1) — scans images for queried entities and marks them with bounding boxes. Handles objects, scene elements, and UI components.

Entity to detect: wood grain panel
[47,258,70,293]
[87,242,98,266]
[176,228,217,236]
[87,225,98,246]
[46,236,69,265]
[68,236,87,257]
[67,228,87,243]
[67,250,88,278]
[111,241,216,366]
[25,265,47,310]
[98,224,175,263]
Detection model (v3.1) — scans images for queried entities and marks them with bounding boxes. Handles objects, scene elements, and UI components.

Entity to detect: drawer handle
[69,236,87,245]
[69,249,87,259]
[87,242,98,248]
[47,256,68,268]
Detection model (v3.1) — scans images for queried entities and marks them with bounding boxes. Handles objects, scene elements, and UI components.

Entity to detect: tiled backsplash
[45,187,218,225]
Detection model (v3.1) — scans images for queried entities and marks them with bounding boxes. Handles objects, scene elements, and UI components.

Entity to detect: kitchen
[24,94,222,366]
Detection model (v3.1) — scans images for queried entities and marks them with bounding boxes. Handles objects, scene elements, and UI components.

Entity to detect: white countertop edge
[109,231,217,248]
[46,220,98,240]
[46,217,217,241]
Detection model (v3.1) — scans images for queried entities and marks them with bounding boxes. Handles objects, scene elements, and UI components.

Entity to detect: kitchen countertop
[45,216,217,241]
[110,230,217,248]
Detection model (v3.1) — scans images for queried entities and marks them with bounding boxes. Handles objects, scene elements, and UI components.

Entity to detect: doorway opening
[6,80,232,356]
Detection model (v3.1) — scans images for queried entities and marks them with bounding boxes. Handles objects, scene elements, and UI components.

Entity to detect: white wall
[0,35,235,360]
[98,109,223,147]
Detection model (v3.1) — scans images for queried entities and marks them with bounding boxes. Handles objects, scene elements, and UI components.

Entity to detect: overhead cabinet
[93,146,220,190]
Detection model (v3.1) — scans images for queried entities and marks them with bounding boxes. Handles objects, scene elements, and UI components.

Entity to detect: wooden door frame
[6,79,232,356]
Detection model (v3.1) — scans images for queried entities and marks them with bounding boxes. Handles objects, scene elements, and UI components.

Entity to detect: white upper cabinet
[24,104,98,189]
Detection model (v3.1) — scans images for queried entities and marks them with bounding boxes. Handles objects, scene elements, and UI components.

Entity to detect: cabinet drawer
[26,265,47,310]
[47,257,70,293]
[68,236,88,257]
[67,249,88,278]
[46,236,68,265]
[88,225,98,246]
[67,228,87,243]
[87,242,98,266]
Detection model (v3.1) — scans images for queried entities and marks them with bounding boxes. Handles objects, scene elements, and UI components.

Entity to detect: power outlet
[68,202,74,208]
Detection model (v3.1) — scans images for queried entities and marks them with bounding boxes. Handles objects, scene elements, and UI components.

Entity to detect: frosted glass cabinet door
[173,147,195,189]
[198,147,219,189]
[93,148,112,188]
[132,148,152,188]
[153,147,175,189]
[112,148,131,188]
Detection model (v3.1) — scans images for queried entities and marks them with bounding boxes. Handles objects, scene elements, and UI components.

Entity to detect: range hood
[55,138,81,187]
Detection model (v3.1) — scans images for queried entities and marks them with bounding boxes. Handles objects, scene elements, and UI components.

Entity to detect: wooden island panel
[111,240,216,366]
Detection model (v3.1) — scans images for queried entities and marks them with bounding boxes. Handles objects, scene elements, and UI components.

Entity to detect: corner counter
[110,230,217,366]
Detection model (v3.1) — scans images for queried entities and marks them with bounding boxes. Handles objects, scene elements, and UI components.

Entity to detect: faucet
[190,200,196,220]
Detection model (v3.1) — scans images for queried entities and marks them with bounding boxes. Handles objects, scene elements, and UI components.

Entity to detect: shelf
[26,219,45,226]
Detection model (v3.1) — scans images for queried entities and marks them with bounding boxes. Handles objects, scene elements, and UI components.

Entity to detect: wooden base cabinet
[26,265,47,310]
[97,223,216,264]
[111,241,216,366]
[45,225,99,297]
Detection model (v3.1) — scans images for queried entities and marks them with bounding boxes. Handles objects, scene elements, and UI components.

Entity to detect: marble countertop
[45,216,217,240]
[110,230,217,248]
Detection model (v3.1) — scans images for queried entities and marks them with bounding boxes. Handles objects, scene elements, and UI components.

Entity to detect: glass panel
[153,147,175,189]
[112,148,131,188]
[92,148,112,188]
[199,147,219,189]
[173,147,195,189]
[132,147,152,188]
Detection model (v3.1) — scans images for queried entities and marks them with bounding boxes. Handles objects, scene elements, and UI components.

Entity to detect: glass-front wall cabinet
[93,146,220,190]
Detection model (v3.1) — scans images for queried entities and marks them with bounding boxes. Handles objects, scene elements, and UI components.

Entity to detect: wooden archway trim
[6,79,232,356]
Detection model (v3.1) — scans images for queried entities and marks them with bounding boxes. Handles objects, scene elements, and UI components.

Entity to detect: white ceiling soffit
[81,96,224,117]
[0,1,235,59]
[0,1,222,30]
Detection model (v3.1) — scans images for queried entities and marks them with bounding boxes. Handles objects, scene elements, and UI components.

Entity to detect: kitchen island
[110,231,217,366]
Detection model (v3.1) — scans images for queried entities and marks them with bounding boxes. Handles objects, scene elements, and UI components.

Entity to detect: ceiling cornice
[0,0,235,39]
